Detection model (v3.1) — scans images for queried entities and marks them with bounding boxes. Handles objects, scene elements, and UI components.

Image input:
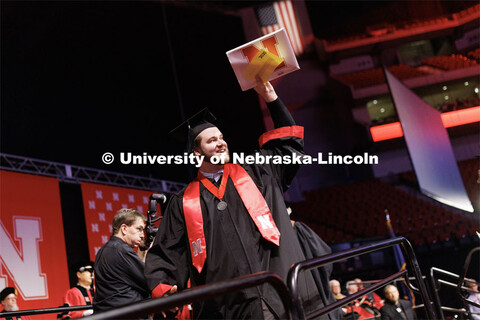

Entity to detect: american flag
[255,0,304,56]
[385,211,415,304]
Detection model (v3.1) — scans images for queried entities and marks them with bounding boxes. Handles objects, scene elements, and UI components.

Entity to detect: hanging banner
[0,170,69,319]
[80,182,159,260]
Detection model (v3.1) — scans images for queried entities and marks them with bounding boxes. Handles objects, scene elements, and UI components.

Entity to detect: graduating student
[145,81,331,319]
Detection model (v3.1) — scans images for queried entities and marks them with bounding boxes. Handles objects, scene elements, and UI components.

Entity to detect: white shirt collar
[200,169,224,182]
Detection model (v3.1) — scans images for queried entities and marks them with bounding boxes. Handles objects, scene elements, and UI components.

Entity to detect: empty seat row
[292,164,479,246]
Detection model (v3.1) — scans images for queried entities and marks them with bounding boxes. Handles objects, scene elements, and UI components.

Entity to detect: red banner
[0,170,69,319]
[80,182,158,260]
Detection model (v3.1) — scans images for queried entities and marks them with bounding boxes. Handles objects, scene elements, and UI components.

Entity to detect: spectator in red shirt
[62,261,94,319]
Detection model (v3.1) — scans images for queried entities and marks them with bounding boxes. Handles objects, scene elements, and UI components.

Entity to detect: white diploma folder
[226,28,300,91]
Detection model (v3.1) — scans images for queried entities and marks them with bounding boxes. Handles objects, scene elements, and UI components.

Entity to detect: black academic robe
[0,312,32,320]
[0,310,32,320]
[380,299,416,320]
[293,221,341,320]
[94,236,149,313]
[145,127,327,319]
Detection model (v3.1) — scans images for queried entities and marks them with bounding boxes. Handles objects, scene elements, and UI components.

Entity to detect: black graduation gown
[145,127,329,319]
[293,221,341,320]
[0,309,33,320]
[94,236,149,313]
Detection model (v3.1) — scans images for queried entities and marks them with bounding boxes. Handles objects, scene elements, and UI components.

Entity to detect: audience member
[346,281,358,295]
[330,280,346,300]
[354,278,384,311]
[290,214,341,319]
[465,279,480,320]
[62,261,94,319]
[343,280,375,320]
[0,287,32,320]
[380,284,416,320]
[94,208,149,315]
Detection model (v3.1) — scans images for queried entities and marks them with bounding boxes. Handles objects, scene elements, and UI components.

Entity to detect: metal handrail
[0,272,291,320]
[429,261,480,320]
[0,304,92,318]
[429,269,448,320]
[441,306,467,313]
[288,236,436,320]
[438,279,475,291]
[431,266,462,281]
[86,271,292,320]
[458,247,480,319]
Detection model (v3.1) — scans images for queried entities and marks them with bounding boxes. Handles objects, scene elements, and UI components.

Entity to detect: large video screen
[385,69,473,212]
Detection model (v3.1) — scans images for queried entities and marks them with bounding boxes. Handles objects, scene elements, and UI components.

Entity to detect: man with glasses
[94,208,149,314]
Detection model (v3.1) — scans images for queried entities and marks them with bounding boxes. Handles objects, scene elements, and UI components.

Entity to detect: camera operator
[93,208,149,316]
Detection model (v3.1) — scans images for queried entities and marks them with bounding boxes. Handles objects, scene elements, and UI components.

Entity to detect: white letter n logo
[257,214,274,230]
[191,239,202,257]
[0,217,47,299]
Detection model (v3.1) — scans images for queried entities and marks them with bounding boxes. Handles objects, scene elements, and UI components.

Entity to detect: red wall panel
[80,182,157,260]
[0,170,69,319]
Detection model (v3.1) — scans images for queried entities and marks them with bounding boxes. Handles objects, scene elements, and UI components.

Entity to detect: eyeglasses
[129,225,144,234]
[122,224,145,234]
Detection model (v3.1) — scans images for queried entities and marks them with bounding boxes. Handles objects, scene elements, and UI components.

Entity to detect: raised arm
[254,79,295,128]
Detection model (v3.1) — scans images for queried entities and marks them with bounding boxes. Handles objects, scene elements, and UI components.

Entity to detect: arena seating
[468,48,480,62]
[421,54,478,71]
[327,33,368,45]
[291,160,480,247]
[401,158,480,213]
[332,53,478,89]
[435,97,480,112]
[332,65,428,89]
[453,3,480,20]
[400,16,450,31]
[323,3,479,47]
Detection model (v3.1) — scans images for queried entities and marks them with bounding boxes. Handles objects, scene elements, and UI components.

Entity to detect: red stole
[183,163,280,273]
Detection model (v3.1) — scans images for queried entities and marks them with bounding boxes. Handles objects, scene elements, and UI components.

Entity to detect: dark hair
[193,134,202,151]
[112,208,145,235]
[193,126,221,152]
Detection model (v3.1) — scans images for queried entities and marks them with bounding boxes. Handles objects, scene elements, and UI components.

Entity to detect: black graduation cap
[72,260,94,274]
[0,287,16,301]
[170,108,217,152]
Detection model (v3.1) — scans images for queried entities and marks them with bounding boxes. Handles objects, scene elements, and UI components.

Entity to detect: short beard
[204,151,230,165]
[4,304,19,312]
